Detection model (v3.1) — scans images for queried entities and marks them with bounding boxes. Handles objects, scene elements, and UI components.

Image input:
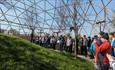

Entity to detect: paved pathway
[77,55,98,70]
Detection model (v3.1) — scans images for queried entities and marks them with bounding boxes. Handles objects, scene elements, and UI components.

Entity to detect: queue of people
[34,34,98,57]
[33,31,115,70]
[35,34,92,55]
[78,35,92,57]
[35,35,74,53]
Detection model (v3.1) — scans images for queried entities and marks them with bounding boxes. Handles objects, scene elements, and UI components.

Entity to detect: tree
[24,1,38,42]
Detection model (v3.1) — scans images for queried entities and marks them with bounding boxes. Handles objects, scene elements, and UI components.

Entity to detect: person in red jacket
[94,32,111,70]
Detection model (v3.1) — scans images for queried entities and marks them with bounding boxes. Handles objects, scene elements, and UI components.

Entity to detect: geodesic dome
[0,0,115,36]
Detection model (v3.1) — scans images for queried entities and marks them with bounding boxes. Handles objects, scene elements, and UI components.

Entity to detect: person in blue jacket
[90,42,95,54]
[90,35,102,58]
[109,32,115,57]
[90,35,97,56]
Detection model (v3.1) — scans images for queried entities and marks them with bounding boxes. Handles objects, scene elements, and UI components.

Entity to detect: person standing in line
[47,36,51,48]
[63,35,67,51]
[66,36,72,53]
[79,37,83,55]
[50,36,56,50]
[50,36,54,48]
[38,36,42,46]
[109,32,115,57]
[87,36,92,56]
[41,36,45,47]
[83,35,88,57]
[35,36,39,44]
[44,36,48,48]
[90,35,98,59]
[56,37,60,50]
[94,32,111,70]
[59,35,64,51]
[90,34,102,59]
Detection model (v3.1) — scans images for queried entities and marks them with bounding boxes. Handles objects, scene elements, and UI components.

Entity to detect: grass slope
[0,33,94,70]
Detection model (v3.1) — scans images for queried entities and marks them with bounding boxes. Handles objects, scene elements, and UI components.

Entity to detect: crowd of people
[35,35,74,53]
[33,31,115,70]
[34,34,93,55]
[90,31,115,70]
[78,35,92,57]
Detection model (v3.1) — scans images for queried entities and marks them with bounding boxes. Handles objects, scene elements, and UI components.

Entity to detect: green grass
[0,33,94,70]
